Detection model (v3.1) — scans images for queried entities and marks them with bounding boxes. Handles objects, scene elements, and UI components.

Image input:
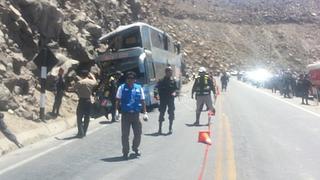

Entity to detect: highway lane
[1,79,320,180]
[213,79,320,180]
[0,83,210,180]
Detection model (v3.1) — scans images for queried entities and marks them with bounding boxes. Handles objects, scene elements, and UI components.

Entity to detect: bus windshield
[104,27,142,52]
[100,57,145,84]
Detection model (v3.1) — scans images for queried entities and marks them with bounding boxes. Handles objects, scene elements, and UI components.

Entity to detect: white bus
[96,22,182,107]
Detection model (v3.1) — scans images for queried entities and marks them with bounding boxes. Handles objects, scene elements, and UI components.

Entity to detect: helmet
[198,67,206,73]
[165,66,173,72]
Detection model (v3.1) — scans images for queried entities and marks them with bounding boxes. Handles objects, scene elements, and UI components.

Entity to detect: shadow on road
[55,135,79,140]
[185,123,209,127]
[144,132,172,137]
[144,132,161,137]
[101,154,138,162]
[99,121,116,125]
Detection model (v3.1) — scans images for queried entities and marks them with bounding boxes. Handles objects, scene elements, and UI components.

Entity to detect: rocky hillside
[0,0,320,120]
[150,0,320,72]
[0,0,155,120]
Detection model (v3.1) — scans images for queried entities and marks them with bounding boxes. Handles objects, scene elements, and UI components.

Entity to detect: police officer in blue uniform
[116,71,148,160]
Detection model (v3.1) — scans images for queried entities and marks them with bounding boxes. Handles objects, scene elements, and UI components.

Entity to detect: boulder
[17,0,64,40]
[12,53,27,74]
[0,63,6,75]
[0,30,5,46]
[72,11,88,28]
[0,84,11,111]
[85,22,102,38]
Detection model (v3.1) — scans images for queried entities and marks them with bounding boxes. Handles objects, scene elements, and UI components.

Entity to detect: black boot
[193,113,200,125]
[158,121,163,134]
[168,121,173,134]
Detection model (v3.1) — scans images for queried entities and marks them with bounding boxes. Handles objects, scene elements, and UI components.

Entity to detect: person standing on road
[301,74,312,105]
[74,70,97,138]
[191,67,216,126]
[220,72,229,92]
[51,67,66,117]
[154,66,178,134]
[0,112,23,148]
[102,71,123,122]
[115,71,148,160]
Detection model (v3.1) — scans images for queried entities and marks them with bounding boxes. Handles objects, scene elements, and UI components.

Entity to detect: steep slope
[149,0,320,73]
[0,0,319,126]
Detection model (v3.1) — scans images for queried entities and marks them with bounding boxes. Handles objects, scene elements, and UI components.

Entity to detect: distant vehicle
[96,22,182,107]
[307,62,320,100]
[230,71,238,76]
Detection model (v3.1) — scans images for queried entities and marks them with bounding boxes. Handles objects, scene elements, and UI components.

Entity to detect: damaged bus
[96,22,182,107]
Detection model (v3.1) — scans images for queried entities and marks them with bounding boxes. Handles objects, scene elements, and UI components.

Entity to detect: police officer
[220,72,229,92]
[301,74,312,105]
[51,67,66,117]
[74,70,97,138]
[103,71,122,122]
[154,66,178,134]
[191,67,216,125]
[116,71,148,160]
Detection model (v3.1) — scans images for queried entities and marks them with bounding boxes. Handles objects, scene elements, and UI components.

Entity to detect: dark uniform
[220,73,229,92]
[154,75,178,134]
[301,75,312,105]
[52,73,65,116]
[103,75,118,122]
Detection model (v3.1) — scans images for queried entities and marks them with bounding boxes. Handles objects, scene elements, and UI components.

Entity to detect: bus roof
[99,22,165,42]
[307,62,320,71]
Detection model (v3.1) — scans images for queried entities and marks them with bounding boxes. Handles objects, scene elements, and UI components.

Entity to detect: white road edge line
[0,125,104,176]
[239,81,320,118]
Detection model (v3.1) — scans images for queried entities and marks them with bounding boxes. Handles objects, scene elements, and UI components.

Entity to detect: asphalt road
[0,79,320,180]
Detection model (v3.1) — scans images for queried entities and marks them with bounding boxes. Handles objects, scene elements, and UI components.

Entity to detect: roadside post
[33,41,58,121]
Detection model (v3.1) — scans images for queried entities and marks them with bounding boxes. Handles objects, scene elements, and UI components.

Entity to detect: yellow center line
[214,95,224,180]
[213,95,237,180]
[223,113,237,180]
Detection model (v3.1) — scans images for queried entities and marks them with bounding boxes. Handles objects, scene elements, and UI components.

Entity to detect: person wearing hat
[154,66,178,134]
[0,112,23,148]
[116,71,148,160]
[191,67,216,125]
[74,69,97,138]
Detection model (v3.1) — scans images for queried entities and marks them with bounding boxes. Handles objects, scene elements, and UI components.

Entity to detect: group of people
[69,67,180,160]
[268,72,313,105]
[47,65,222,160]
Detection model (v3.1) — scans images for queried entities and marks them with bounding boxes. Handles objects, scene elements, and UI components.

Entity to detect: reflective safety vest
[195,75,211,96]
[120,83,143,113]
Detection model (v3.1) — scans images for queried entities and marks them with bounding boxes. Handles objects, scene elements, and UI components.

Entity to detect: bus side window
[151,28,164,49]
[141,26,151,50]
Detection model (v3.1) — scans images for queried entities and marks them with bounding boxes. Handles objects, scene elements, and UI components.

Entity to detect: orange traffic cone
[208,110,215,117]
[198,130,212,145]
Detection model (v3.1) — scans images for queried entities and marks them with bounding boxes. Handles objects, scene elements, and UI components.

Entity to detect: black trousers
[221,82,228,91]
[106,98,116,121]
[52,92,63,115]
[121,112,141,154]
[301,91,309,104]
[76,98,92,136]
[159,98,175,122]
